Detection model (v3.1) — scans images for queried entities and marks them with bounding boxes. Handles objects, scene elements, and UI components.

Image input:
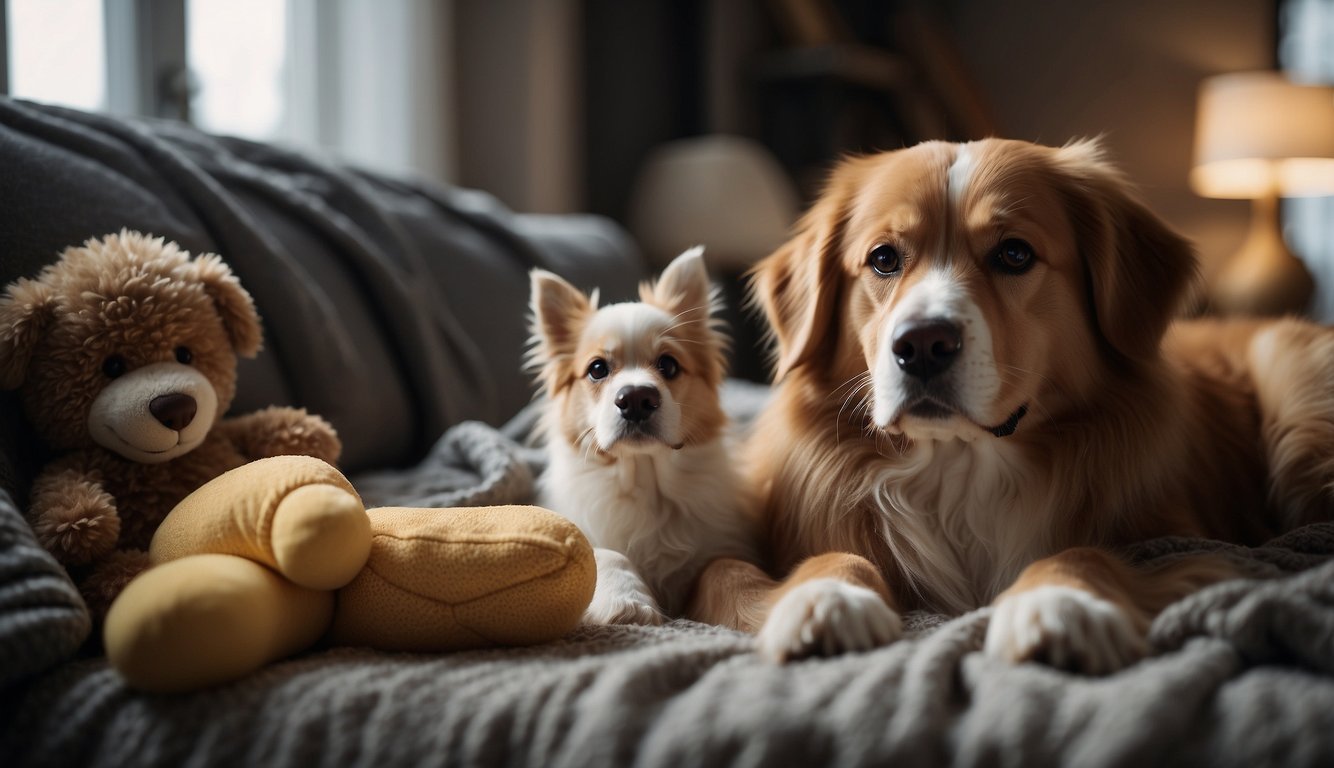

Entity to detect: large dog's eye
[992,239,1036,274]
[656,354,680,380]
[587,358,609,381]
[174,346,193,365]
[102,355,127,379]
[867,244,903,277]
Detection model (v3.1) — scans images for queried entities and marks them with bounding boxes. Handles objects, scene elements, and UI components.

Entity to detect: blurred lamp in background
[629,136,800,272]
[1192,71,1334,316]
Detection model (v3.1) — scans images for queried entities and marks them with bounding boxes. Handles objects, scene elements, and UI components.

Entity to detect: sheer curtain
[1280,0,1334,320]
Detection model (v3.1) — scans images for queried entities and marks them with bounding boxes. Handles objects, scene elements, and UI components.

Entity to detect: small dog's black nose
[615,385,660,423]
[150,393,197,431]
[892,319,963,379]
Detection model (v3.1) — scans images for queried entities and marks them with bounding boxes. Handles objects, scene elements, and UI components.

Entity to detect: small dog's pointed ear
[529,269,592,358]
[1053,140,1198,361]
[0,277,56,389]
[644,246,712,317]
[186,254,264,358]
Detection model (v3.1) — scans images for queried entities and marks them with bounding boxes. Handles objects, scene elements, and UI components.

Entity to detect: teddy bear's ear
[0,277,56,389]
[189,254,263,358]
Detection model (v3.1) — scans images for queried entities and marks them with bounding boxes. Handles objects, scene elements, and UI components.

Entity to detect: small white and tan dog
[528,248,758,624]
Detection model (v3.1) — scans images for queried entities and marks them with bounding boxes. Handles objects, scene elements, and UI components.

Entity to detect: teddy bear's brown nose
[150,393,197,431]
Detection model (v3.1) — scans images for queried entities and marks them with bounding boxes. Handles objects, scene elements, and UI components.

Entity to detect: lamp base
[1208,194,1314,317]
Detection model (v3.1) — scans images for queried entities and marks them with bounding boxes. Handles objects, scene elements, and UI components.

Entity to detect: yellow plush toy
[107,454,595,692]
[0,232,595,693]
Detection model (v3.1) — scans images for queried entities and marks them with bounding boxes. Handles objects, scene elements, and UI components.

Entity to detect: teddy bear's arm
[217,406,342,465]
[28,465,122,566]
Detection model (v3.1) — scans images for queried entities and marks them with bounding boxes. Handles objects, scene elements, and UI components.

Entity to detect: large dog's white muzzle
[872,270,1002,441]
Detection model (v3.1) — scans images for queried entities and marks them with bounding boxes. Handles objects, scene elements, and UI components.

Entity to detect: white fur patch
[584,548,664,626]
[540,434,756,617]
[756,578,902,662]
[948,145,975,205]
[871,268,1001,438]
[985,586,1145,675]
[869,437,1041,614]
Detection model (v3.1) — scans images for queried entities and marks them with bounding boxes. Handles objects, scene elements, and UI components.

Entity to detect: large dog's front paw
[985,586,1145,675]
[757,578,902,662]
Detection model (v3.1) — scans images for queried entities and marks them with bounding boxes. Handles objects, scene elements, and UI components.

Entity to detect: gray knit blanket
[3,383,1333,767]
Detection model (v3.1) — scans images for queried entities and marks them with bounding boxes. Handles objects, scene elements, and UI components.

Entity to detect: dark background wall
[458,0,1278,283]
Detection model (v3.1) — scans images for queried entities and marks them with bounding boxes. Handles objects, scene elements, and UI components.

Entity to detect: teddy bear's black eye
[175,346,193,365]
[656,354,680,380]
[587,358,609,381]
[102,355,127,379]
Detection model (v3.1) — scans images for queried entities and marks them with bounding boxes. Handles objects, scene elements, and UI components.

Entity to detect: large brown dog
[690,138,1334,673]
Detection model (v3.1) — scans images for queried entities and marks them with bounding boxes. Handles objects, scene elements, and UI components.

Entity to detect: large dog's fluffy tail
[1248,318,1334,529]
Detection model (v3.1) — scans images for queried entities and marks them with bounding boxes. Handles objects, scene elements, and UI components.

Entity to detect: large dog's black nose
[615,385,660,423]
[150,393,197,431]
[892,319,962,379]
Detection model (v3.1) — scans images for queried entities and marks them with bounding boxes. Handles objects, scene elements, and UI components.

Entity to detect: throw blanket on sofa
[5,383,1332,768]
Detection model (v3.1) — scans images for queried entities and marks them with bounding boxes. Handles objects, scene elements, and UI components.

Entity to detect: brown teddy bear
[0,230,340,618]
[1,232,595,693]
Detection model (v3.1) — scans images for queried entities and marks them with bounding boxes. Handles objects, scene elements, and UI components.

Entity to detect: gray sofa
[2,99,1333,768]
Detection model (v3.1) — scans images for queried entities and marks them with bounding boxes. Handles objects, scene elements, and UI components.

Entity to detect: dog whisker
[834,374,874,444]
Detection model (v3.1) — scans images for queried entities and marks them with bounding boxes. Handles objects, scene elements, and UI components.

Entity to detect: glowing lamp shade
[1191,72,1334,316]
[1192,72,1334,198]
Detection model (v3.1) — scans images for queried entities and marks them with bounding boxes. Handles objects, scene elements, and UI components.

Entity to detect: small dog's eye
[992,239,1036,274]
[587,358,609,381]
[175,346,193,364]
[102,355,127,379]
[868,244,902,277]
[656,354,680,380]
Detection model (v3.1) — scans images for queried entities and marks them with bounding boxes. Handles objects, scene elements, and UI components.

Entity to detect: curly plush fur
[0,230,340,619]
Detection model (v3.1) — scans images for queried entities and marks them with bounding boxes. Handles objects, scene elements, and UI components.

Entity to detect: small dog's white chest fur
[540,436,754,616]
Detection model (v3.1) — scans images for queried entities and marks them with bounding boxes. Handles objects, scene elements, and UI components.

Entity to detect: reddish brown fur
[696,140,1334,664]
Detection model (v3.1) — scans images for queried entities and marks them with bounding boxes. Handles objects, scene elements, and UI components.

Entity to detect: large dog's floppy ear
[1054,140,1198,361]
[187,253,264,358]
[0,277,56,390]
[748,163,855,381]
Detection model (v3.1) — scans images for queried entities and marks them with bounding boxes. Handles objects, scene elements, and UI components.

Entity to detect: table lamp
[1191,71,1334,316]
[628,135,800,271]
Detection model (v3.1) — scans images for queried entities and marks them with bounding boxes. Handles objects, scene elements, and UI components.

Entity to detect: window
[4,0,453,184]
[187,0,288,140]
[7,0,106,111]
[1279,0,1334,320]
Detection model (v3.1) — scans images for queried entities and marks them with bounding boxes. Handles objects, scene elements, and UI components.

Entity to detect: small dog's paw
[985,586,1146,675]
[757,578,902,662]
[585,548,665,626]
[584,588,665,626]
